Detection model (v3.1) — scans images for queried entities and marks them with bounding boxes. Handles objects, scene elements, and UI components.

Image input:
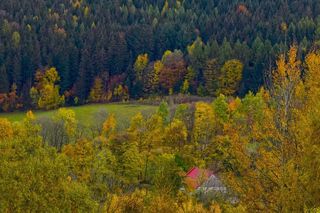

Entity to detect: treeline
[1,46,320,212]
[1,0,320,107]
[0,44,244,111]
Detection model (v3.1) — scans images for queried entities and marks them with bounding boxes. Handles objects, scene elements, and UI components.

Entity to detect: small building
[185,167,213,190]
[184,167,239,204]
[198,174,227,194]
[184,167,227,194]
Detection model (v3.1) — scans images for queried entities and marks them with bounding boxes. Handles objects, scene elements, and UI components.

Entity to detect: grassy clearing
[0,103,157,126]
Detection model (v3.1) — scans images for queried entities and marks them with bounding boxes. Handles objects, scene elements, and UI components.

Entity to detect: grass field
[0,103,157,126]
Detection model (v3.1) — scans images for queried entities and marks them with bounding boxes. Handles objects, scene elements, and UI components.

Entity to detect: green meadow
[0,103,157,126]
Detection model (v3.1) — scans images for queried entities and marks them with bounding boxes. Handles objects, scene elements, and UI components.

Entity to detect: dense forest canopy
[2,1,320,212]
[2,46,320,212]
[1,0,320,109]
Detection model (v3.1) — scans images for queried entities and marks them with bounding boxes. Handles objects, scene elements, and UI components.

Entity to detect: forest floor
[0,103,157,126]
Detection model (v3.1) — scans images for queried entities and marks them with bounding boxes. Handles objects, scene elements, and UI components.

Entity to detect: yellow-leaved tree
[134,53,149,81]
[213,46,320,212]
[0,112,97,212]
[63,139,95,183]
[30,67,65,110]
[0,118,13,140]
[151,60,164,93]
[89,77,105,103]
[164,118,187,152]
[193,102,215,164]
[216,59,243,96]
[102,113,117,139]
[127,112,164,183]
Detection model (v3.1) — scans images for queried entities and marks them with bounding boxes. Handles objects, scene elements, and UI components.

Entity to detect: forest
[1,0,320,111]
[1,0,320,212]
[1,46,320,212]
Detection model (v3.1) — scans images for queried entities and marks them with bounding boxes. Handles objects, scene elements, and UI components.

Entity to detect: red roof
[185,167,213,189]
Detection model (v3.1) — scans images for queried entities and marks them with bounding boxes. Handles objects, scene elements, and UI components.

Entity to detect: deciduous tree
[30,67,65,110]
[159,50,187,94]
[89,77,105,103]
[216,59,243,96]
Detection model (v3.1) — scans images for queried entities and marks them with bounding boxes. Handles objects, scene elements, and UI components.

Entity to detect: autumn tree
[7,84,20,110]
[90,145,117,203]
[134,53,149,81]
[271,45,303,135]
[193,102,215,163]
[89,77,105,103]
[215,59,243,96]
[174,103,194,132]
[159,50,187,94]
[127,112,164,183]
[63,139,95,183]
[150,154,183,194]
[212,46,320,211]
[212,94,229,126]
[180,79,190,94]
[163,118,187,152]
[0,112,97,212]
[150,60,164,93]
[39,108,77,150]
[119,142,143,184]
[62,116,118,204]
[0,83,21,112]
[113,85,129,102]
[0,118,13,140]
[304,52,320,104]
[213,91,282,211]
[102,113,117,139]
[30,67,65,110]
[292,50,320,211]
[53,108,77,138]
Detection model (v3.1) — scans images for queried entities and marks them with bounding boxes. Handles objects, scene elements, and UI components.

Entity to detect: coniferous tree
[204,58,219,96]
[0,66,9,93]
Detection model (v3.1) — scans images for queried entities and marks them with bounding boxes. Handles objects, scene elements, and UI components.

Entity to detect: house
[184,167,237,204]
[185,167,213,190]
[184,167,227,194]
[198,174,227,194]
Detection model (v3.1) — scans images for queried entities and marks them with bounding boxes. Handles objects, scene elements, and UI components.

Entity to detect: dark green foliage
[0,0,319,102]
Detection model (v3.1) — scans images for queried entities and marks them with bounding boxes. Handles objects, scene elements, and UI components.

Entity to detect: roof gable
[186,167,213,179]
[185,167,214,189]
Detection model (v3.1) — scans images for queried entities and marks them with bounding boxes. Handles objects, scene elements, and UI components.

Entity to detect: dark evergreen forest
[0,0,319,107]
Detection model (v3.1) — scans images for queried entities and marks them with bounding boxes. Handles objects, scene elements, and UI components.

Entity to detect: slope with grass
[0,103,156,126]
